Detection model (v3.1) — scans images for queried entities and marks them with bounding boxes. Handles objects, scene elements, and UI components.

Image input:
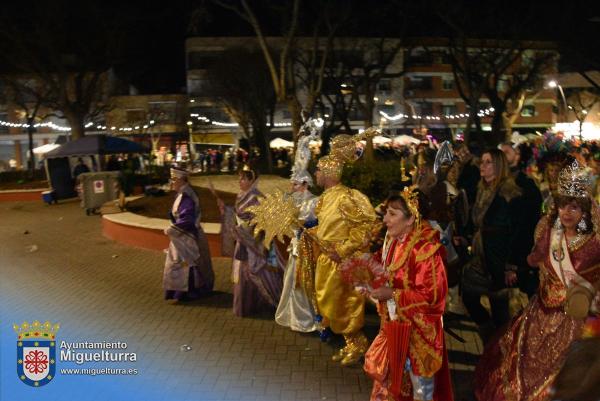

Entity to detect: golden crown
[400,185,421,224]
[317,128,380,178]
[558,160,591,198]
[13,320,60,340]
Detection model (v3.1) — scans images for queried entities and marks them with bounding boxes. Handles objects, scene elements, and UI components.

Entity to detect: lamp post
[548,80,569,121]
[186,120,194,163]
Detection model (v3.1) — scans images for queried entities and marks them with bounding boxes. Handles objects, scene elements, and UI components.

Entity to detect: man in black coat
[455,143,480,208]
[500,142,543,297]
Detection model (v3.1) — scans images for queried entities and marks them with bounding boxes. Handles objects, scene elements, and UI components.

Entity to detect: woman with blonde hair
[460,148,522,342]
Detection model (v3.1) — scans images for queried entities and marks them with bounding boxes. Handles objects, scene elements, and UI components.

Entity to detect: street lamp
[548,80,569,119]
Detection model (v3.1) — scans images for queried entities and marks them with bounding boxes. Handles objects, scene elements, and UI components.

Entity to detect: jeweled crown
[401,185,420,223]
[13,320,60,340]
[558,160,591,198]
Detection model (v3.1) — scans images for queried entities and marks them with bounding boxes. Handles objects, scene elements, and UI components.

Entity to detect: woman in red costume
[365,187,454,401]
[474,160,600,401]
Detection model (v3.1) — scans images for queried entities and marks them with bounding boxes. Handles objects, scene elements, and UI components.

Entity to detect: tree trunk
[253,125,273,173]
[65,112,86,140]
[490,109,508,147]
[463,114,473,146]
[286,98,303,143]
[26,118,35,178]
[362,93,375,162]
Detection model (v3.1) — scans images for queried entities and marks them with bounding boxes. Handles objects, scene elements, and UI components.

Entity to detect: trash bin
[78,171,121,215]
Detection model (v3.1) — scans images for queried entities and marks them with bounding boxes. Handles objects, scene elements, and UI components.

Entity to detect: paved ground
[0,197,481,401]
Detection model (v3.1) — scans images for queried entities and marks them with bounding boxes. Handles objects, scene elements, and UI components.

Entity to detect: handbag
[364,330,388,383]
[461,256,492,296]
[565,283,594,319]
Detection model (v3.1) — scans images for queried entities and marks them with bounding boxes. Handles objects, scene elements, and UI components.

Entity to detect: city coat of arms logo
[13,320,60,387]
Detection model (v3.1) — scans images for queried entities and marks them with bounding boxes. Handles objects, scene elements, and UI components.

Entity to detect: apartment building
[185,36,405,144]
[105,94,191,157]
[398,38,558,138]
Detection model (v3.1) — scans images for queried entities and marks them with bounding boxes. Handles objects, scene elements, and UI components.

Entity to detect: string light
[379,107,495,122]
[0,111,295,134]
[194,115,292,128]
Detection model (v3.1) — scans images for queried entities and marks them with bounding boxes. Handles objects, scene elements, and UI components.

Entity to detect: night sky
[1,1,599,94]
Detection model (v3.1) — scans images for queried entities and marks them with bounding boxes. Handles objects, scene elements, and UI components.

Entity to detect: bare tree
[202,0,350,141]
[565,88,600,140]
[203,47,276,171]
[482,45,556,144]
[343,38,405,160]
[0,2,124,139]
[1,77,52,176]
[435,0,557,145]
[444,39,486,145]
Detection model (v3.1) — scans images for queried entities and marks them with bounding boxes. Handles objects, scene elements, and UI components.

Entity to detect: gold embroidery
[387,231,420,275]
[415,243,442,262]
[534,216,549,243]
[409,327,442,377]
[578,262,600,276]
[397,301,428,313]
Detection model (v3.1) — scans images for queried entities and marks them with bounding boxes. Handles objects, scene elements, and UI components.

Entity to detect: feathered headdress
[290,117,324,186]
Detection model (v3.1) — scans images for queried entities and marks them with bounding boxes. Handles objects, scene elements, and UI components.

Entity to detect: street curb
[0,188,50,202]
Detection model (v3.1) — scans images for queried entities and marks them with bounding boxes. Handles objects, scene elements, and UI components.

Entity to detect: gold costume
[313,184,377,360]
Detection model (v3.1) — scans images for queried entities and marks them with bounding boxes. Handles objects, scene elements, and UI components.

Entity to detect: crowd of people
[159,124,600,401]
[191,146,292,173]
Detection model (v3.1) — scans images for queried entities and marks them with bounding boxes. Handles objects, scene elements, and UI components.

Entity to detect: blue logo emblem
[14,320,60,387]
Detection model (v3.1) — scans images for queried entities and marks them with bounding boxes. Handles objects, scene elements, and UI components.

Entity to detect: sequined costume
[163,184,214,300]
[474,217,600,401]
[223,182,284,317]
[313,184,377,355]
[365,222,454,401]
[275,190,319,332]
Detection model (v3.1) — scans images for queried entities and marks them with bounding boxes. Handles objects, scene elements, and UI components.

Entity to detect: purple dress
[164,186,214,300]
[223,184,284,317]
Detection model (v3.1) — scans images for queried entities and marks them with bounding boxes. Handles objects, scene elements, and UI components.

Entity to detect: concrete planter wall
[102,212,223,256]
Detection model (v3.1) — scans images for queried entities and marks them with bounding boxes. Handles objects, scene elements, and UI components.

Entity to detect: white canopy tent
[31,143,61,156]
[270,137,294,148]
[372,135,392,144]
[392,135,421,146]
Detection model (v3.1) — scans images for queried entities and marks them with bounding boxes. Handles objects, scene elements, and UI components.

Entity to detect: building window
[405,49,433,66]
[521,50,534,68]
[187,51,221,70]
[406,76,432,91]
[415,101,433,116]
[442,77,454,91]
[441,104,457,116]
[521,105,536,117]
[126,109,146,124]
[148,102,178,124]
[497,76,508,92]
